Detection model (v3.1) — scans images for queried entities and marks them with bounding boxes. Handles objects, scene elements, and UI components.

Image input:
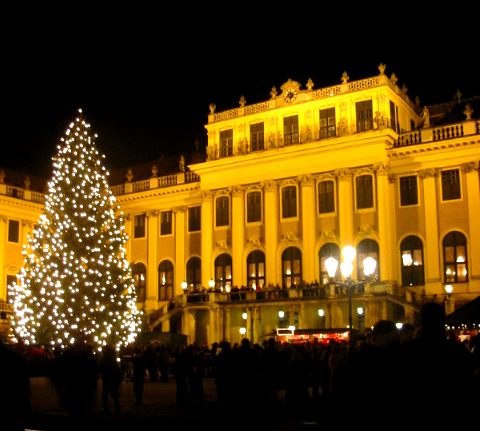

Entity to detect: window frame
[219,129,234,158]
[282,247,302,289]
[443,231,468,283]
[8,219,20,243]
[250,122,265,152]
[356,100,374,132]
[400,235,425,286]
[284,115,299,146]
[215,196,230,228]
[319,107,336,139]
[186,257,202,290]
[160,210,173,236]
[188,206,201,233]
[440,168,462,202]
[281,185,298,220]
[246,190,262,224]
[399,175,419,207]
[214,253,232,291]
[158,260,174,301]
[355,174,375,210]
[133,214,146,239]
[318,180,336,214]
[247,250,266,290]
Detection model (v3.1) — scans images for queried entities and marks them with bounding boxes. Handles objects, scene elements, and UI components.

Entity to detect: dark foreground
[26,377,321,431]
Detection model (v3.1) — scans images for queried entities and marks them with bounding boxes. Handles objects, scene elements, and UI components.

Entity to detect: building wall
[1,71,479,345]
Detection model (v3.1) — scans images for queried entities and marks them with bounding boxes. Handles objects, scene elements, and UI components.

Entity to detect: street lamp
[181,281,188,291]
[325,246,377,331]
[318,308,325,329]
[208,279,215,291]
[444,284,454,313]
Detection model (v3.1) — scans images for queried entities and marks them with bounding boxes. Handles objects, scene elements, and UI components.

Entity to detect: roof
[445,296,480,327]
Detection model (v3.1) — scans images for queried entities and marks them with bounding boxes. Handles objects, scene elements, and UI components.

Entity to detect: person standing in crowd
[0,340,31,431]
[99,344,123,415]
[132,346,146,406]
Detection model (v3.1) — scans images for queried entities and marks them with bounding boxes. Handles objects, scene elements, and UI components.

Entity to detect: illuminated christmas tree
[10,109,142,351]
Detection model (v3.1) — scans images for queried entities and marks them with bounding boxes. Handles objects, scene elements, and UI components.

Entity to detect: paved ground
[26,376,321,430]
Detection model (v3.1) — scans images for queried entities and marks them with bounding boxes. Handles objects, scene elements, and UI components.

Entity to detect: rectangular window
[250,122,264,152]
[441,169,461,200]
[410,119,415,131]
[8,219,20,243]
[219,129,233,158]
[188,206,201,232]
[318,180,335,213]
[356,100,373,132]
[390,101,396,131]
[356,175,373,209]
[284,115,299,146]
[282,186,297,218]
[247,191,262,223]
[134,214,146,238]
[319,108,336,138]
[216,196,229,227]
[400,176,418,206]
[160,210,172,236]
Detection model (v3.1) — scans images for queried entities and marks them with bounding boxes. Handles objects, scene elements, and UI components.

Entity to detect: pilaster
[201,191,213,288]
[419,169,441,282]
[231,186,245,287]
[336,169,354,247]
[146,210,159,311]
[462,162,480,279]
[263,180,278,285]
[300,175,316,282]
[174,207,186,296]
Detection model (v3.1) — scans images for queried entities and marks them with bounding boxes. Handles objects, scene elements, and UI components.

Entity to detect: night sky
[2,5,478,178]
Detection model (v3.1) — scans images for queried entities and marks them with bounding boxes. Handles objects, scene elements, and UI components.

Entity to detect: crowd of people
[1,301,479,429]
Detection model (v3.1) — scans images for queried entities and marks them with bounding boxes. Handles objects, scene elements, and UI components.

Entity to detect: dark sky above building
[1,4,478,178]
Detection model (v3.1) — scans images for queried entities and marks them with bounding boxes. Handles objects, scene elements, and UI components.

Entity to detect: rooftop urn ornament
[341,71,350,84]
[209,103,216,114]
[0,169,5,183]
[306,78,314,90]
[126,168,134,182]
[270,86,278,99]
[455,89,462,103]
[390,73,398,85]
[402,84,408,94]
[378,63,386,75]
[464,103,474,120]
[24,176,31,190]
[151,164,158,177]
[239,95,246,107]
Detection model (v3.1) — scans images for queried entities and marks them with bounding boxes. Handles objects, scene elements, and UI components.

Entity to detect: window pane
[8,220,20,242]
[444,246,455,263]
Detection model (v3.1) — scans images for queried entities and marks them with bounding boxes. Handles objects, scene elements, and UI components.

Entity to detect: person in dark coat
[0,340,31,431]
[99,344,123,415]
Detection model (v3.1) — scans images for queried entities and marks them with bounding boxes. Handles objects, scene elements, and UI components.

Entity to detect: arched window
[247,250,265,289]
[214,254,232,291]
[282,247,302,288]
[158,260,174,301]
[357,239,379,280]
[319,243,340,284]
[132,262,146,302]
[443,231,468,283]
[186,257,201,291]
[400,236,424,286]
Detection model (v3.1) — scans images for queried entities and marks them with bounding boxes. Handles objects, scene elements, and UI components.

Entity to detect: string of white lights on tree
[10,108,142,351]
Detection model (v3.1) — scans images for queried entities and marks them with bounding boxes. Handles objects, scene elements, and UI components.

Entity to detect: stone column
[0,216,7,300]
[463,162,480,279]
[336,169,354,248]
[263,181,278,285]
[300,175,316,283]
[146,211,159,311]
[224,308,231,342]
[231,186,245,287]
[419,169,441,283]
[124,214,132,260]
[201,191,213,289]
[376,164,395,281]
[174,207,186,296]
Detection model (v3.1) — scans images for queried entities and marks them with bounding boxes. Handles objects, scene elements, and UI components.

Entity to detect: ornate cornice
[335,168,352,178]
[418,168,436,178]
[353,166,375,175]
[280,178,298,187]
[298,174,316,186]
[374,163,389,175]
[200,191,213,201]
[388,174,397,184]
[461,161,480,173]
[146,210,159,218]
[215,239,229,250]
[262,180,277,191]
[317,172,336,182]
[229,185,245,196]
[173,206,188,214]
[319,230,338,243]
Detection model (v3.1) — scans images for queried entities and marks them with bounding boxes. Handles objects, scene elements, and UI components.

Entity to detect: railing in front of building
[207,119,396,161]
[209,74,412,124]
[394,120,479,148]
[183,281,396,305]
[1,170,201,203]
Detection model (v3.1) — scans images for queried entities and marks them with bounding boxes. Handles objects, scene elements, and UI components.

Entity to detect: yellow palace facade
[1,65,479,345]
